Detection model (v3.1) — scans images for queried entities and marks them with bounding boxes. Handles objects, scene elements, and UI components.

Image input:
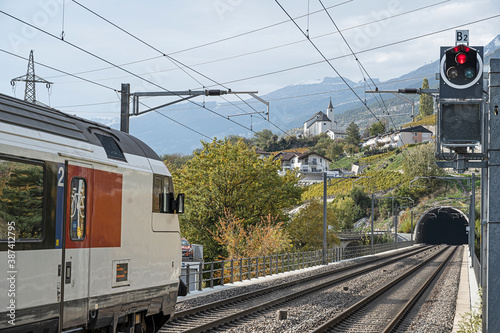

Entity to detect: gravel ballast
[172,245,463,332]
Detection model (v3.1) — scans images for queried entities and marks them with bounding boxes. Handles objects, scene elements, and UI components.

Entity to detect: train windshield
[152,174,174,213]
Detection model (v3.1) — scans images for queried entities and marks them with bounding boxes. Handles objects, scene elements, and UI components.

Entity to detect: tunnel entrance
[415,207,468,245]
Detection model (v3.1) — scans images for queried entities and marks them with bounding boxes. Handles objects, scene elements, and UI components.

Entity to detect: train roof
[0,93,161,161]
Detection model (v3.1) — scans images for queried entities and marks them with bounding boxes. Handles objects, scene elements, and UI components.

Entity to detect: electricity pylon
[11,50,53,105]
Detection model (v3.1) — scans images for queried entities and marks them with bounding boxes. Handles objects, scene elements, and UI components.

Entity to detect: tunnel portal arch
[414,206,468,245]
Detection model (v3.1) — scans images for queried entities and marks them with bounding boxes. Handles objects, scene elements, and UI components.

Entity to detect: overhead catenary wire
[70,0,268,123]
[4,6,496,141]
[140,102,213,141]
[71,1,292,137]
[0,48,215,140]
[196,12,500,89]
[318,0,390,112]
[0,48,118,92]
[317,0,399,137]
[0,47,278,140]
[53,73,435,113]
[274,0,384,127]
[46,0,452,84]
[0,10,261,138]
[166,0,353,57]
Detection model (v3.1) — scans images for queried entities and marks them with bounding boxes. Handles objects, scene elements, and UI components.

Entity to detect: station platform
[452,245,481,332]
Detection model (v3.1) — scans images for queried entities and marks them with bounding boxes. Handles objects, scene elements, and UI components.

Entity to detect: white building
[273,151,331,173]
[362,125,433,150]
[303,99,346,138]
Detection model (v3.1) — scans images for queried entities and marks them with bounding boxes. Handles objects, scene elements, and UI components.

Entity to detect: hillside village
[251,98,435,183]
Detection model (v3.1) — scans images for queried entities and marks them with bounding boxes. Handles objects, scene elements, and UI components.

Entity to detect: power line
[71,0,267,122]
[198,12,500,88]
[54,73,432,113]
[317,0,398,135]
[0,10,261,137]
[1,44,279,138]
[0,47,213,140]
[0,48,118,92]
[137,101,213,140]
[47,1,451,84]
[274,0,383,126]
[166,0,353,56]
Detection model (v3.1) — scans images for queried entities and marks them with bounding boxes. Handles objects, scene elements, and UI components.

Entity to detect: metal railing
[180,240,414,294]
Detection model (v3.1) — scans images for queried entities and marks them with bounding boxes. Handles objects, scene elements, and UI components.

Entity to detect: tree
[312,133,331,157]
[212,210,291,259]
[174,138,303,260]
[345,122,361,147]
[401,143,444,189]
[162,153,192,170]
[287,200,339,251]
[362,125,371,139]
[328,139,345,161]
[331,196,359,230]
[419,78,434,117]
[348,187,371,220]
[369,120,387,136]
[251,129,274,149]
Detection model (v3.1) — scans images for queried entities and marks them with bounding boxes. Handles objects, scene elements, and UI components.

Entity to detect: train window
[152,174,174,213]
[70,177,87,241]
[95,133,126,161]
[0,158,44,240]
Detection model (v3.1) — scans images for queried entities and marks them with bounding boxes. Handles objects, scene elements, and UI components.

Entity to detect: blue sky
[0,0,499,121]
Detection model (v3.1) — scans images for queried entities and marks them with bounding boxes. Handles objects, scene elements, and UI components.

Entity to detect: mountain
[92,35,500,155]
[485,35,500,55]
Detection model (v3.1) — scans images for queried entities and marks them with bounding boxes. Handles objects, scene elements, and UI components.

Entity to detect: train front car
[0,94,183,333]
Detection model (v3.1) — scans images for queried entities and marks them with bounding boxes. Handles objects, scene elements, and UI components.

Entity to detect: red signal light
[456,53,467,64]
[453,45,470,53]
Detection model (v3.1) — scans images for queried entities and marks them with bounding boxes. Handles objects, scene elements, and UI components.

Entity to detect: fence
[180,240,414,294]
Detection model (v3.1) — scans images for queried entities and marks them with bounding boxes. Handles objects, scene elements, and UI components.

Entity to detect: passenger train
[0,93,184,332]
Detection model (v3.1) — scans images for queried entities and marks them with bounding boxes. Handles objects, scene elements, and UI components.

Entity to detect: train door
[61,161,93,329]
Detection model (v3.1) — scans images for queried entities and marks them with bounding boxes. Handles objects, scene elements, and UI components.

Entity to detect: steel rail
[310,245,456,333]
[163,245,435,332]
[381,246,458,332]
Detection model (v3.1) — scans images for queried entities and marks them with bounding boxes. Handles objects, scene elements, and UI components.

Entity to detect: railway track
[160,245,440,333]
[311,245,457,332]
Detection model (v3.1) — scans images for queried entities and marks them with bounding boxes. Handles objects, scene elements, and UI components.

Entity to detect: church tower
[326,98,334,123]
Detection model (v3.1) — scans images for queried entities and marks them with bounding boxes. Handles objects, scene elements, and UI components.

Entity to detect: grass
[330,155,358,170]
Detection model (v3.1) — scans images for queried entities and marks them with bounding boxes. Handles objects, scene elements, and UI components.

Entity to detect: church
[303,99,346,140]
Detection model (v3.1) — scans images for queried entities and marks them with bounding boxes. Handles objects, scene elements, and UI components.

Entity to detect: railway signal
[434,31,486,170]
[439,44,483,99]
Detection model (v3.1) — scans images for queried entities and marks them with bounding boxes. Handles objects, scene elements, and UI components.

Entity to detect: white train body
[0,94,182,332]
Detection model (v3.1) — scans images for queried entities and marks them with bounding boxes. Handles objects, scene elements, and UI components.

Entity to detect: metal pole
[470,173,475,259]
[395,204,398,247]
[120,83,130,133]
[410,210,413,242]
[371,193,374,255]
[323,172,327,265]
[485,58,500,332]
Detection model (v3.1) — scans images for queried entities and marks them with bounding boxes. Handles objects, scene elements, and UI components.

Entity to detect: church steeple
[326,98,334,122]
[328,98,333,110]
